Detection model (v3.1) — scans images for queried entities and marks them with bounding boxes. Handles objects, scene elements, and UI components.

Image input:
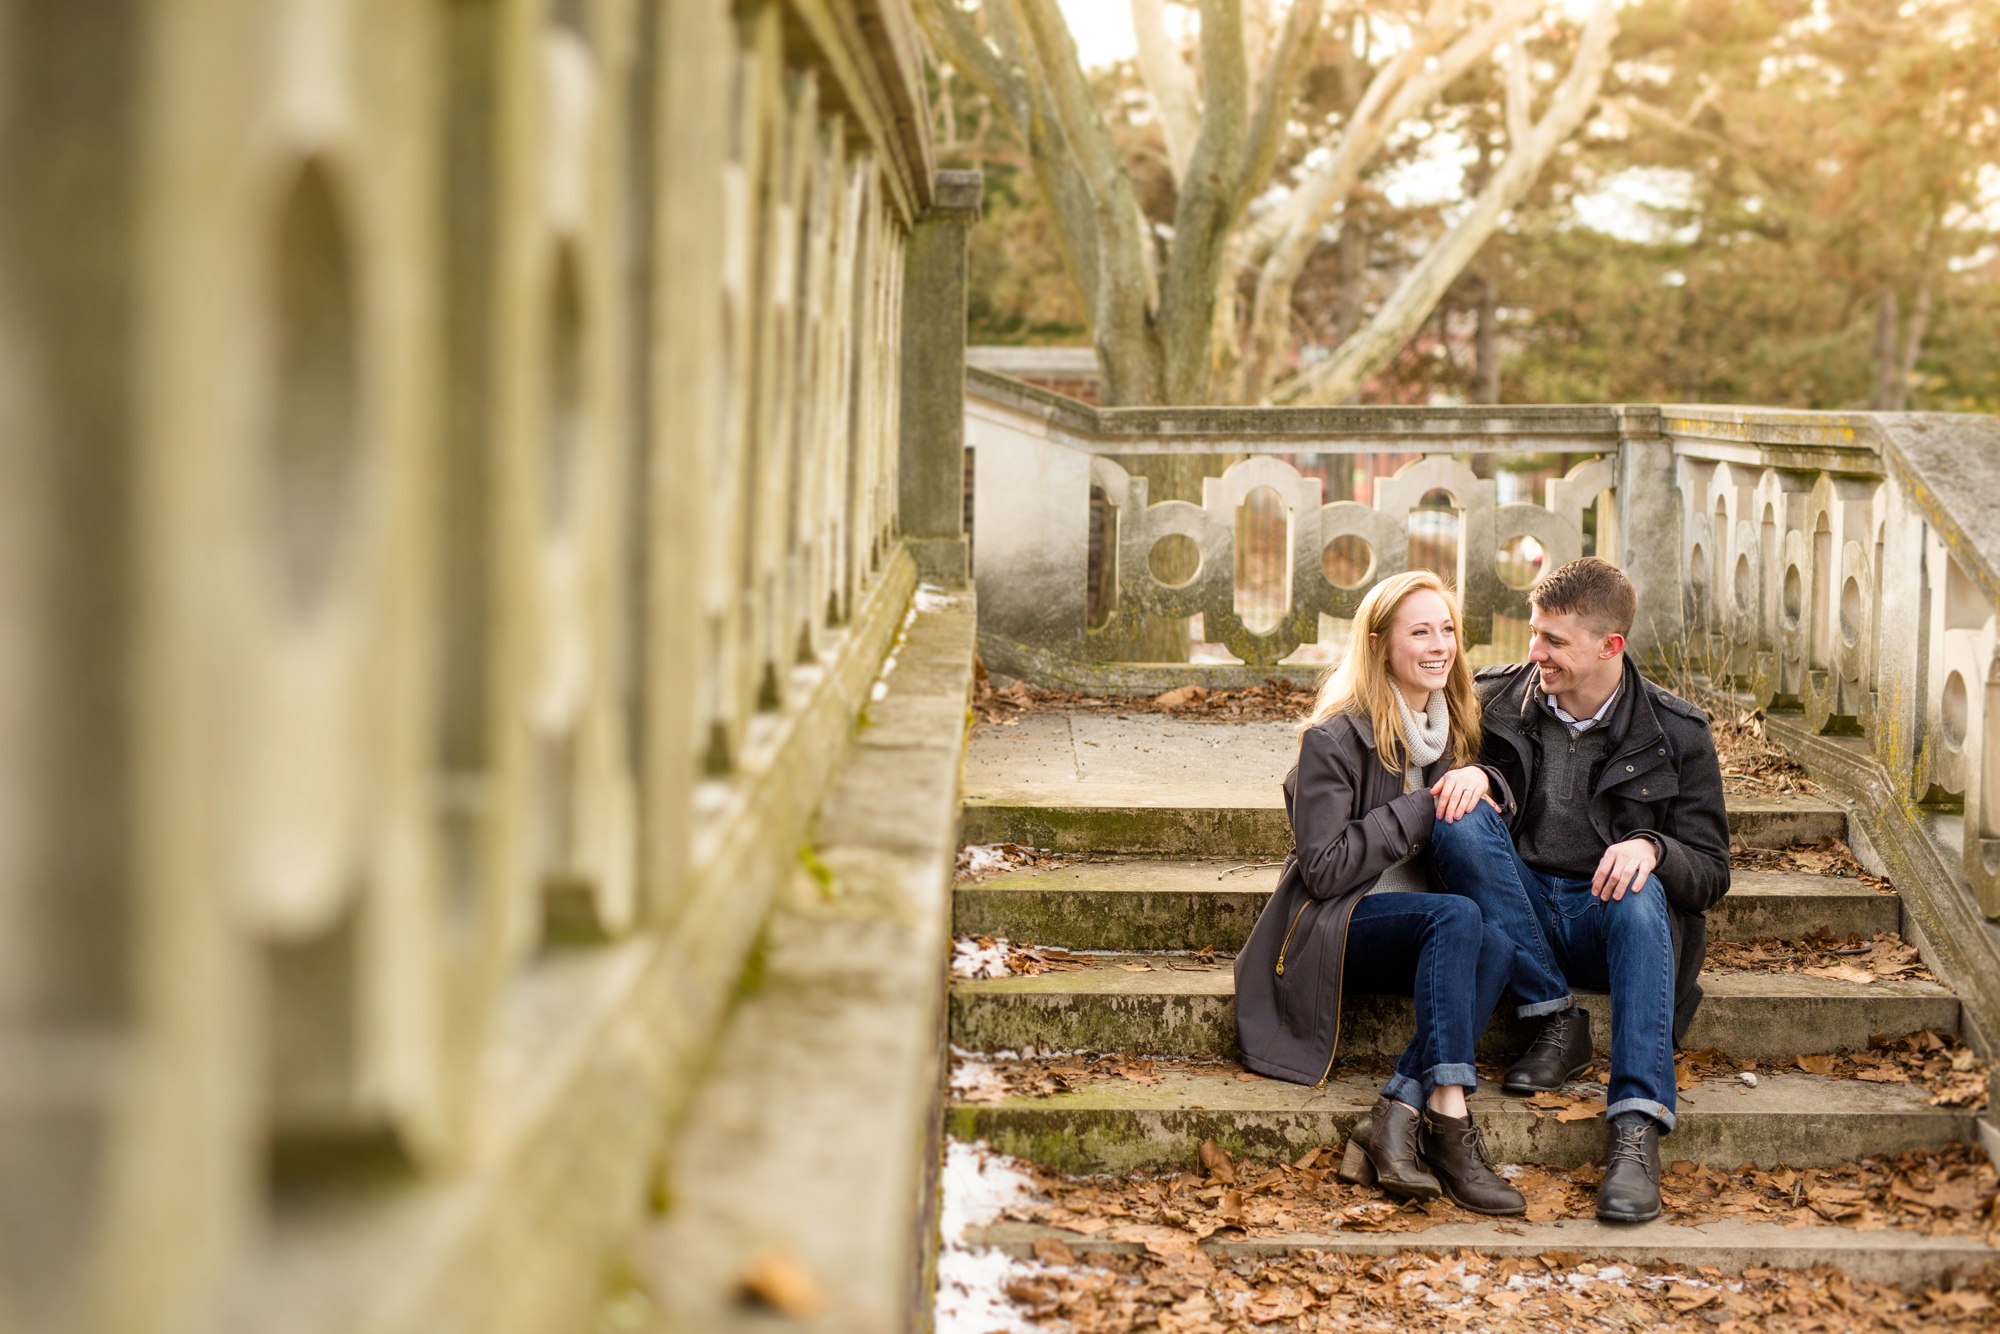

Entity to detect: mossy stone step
[967,1219,1996,1290]
[959,793,1846,858]
[954,863,1897,953]
[947,1068,1968,1175]
[949,964,1958,1062]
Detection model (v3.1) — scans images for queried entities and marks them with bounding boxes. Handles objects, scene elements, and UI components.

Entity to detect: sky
[1057,0,1139,67]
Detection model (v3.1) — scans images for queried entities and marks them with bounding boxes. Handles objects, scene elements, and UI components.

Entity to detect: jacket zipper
[1280,892,1344,1088]
[1315,906,1352,1088]
[1274,897,1312,977]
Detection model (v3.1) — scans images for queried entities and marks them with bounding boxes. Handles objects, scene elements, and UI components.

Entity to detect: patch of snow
[915,584,955,614]
[951,932,1010,979]
[935,1141,1044,1334]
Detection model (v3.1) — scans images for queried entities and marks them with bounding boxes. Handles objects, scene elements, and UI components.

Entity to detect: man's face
[1527,606,1623,698]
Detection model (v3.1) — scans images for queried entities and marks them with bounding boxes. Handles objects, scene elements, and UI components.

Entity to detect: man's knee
[1605,875,1672,936]
[1432,799,1505,854]
[1424,892,1482,939]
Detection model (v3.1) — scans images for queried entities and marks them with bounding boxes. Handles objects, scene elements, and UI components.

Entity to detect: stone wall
[0,2,960,1331]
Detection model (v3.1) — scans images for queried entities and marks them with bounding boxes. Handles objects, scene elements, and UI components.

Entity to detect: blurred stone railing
[0,2,959,1332]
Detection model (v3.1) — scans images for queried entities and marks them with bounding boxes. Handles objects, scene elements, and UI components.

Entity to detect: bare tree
[917,0,1619,406]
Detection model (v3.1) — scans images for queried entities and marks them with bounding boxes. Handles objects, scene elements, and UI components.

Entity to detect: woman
[1234,570,1523,1215]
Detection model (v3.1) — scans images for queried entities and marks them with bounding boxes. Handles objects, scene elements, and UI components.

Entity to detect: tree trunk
[1474,272,1500,403]
[1871,283,1900,410]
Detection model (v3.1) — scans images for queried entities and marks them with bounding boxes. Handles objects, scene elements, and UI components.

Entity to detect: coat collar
[1495,656,1666,762]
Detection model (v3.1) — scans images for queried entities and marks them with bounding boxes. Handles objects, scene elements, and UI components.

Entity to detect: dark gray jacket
[1234,712,1452,1085]
[1472,658,1731,1043]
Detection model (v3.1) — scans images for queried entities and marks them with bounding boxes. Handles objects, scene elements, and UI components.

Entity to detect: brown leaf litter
[1772,1029,1990,1111]
[995,1237,2000,1333]
[1731,834,1896,891]
[994,1137,2000,1254]
[956,842,1091,885]
[1708,930,1934,984]
[973,673,1318,727]
[951,1051,1245,1103]
[1711,709,1821,798]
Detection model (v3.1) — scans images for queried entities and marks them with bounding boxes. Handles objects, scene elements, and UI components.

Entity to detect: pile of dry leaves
[994,1137,2000,1248]
[1731,835,1895,890]
[956,843,1088,885]
[1711,709,1821,798]
[1781,1030,1991,1111]
[952,1051,1244,1103]
[1708,930,1935,985]
[999,1235,2000,1333]
[973,674,1317,727]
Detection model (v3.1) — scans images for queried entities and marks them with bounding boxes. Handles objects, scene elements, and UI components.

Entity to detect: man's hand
[1591,837,1660,901]
[1430,767,1500,824]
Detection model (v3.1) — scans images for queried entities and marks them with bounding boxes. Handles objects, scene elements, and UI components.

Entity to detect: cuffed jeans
[1430,803,1679,1130]
[1342,892,1514,1109]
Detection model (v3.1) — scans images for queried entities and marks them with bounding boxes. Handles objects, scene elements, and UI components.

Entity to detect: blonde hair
[1300,571,1482,774]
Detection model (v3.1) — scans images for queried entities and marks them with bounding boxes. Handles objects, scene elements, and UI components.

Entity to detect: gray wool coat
[1234,712,1455,1086]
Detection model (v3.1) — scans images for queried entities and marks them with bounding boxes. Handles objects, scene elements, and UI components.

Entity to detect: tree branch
[915,0,1028,132]
[1271,0,1619,406]
[1131,0,1201,187]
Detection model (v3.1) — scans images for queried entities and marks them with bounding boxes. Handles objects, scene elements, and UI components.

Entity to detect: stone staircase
[944,711,1995,1286]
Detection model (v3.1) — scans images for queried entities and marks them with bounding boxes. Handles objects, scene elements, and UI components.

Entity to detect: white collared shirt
[1545,683,1620,733]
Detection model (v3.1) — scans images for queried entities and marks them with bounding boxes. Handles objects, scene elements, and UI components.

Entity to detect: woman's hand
[1430,766,1498,823]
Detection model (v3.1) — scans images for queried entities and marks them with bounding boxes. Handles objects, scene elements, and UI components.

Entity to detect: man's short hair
[1531,557,1636,639]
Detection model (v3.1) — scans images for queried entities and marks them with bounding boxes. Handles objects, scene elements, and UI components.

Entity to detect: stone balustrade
[0,2,956,1331]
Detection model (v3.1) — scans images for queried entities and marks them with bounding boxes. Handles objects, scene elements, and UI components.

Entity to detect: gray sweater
[1514,705,1613,878]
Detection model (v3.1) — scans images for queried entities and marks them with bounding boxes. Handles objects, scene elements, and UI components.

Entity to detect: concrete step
[966,1218,1995,1290]
[947,1069,1969,1175]
[954,863,1898,953]
[949,962,1958,1062]
[959,793,1847,858]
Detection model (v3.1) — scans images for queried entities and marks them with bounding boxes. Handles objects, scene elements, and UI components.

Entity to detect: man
[1429,557,1730,1223]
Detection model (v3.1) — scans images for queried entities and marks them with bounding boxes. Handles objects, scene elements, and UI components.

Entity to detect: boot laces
[1524,1013,1574,1059]
[1607,1121,1651,1171]
[1452,1118,1497,1171]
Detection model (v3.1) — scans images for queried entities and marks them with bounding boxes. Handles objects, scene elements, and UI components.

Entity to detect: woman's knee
[1421,892,1483,944]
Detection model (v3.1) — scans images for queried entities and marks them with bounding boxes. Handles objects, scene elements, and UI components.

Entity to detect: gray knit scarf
[1393,688,1450,793]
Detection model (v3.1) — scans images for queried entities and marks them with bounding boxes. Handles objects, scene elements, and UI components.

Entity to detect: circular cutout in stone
[1321,534,1373,590]
[1497,535,1547,590]
[1943,670,1968,748]
[1147,533,1200,588]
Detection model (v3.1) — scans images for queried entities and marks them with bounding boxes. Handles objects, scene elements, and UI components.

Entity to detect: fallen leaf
[1556,1099,1606,1123]
[1032,1235,1076,1266]
[1803,964,1876,985]
[739,1250,824,1318]
[1796,1053,1837,1076]
[1116,962,1156,973]
[1199,1140,1236,1183]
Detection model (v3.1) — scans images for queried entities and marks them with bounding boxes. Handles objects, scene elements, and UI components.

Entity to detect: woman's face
[1377,588,1457,701]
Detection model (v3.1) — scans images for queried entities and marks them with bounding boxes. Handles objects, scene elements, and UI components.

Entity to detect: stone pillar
[898,170,982,588]
[1616,408,1685,668]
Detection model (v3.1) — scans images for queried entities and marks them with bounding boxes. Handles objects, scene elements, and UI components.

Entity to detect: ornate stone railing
[1666,408,2000,963]
[965,369,1678,690]
[0,2,953,1331]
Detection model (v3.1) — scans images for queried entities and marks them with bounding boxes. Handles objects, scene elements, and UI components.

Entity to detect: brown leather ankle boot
[1337,1096,1441,1200]
[1419,1109,1527,1216]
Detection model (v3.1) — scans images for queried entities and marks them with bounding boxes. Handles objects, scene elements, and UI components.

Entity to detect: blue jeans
[1342,892,1514,1109]
[1431,803,1679,1130]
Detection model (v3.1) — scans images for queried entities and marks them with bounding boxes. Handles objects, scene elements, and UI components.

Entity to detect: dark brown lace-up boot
[1336,1096,1441,1200]
[1501,1006,1593,1094]
[1418,1109,1527,1216]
